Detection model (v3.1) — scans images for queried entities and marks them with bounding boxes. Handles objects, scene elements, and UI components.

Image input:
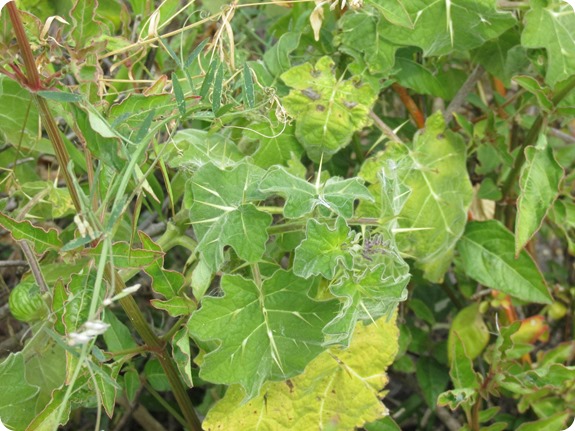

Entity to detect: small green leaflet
[0,212,62,254]
[259,166,373,218]
[187,269,339,398]
[189,162,271,271]
[293,217,354,280]
[280,56,377,162]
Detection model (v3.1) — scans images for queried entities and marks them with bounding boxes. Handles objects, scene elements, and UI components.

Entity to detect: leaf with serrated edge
[260,166,373,219]
[280,56,377,162]
[515,145,563,255]
[325,249,409,346]
[189,162,271,271]
[362,112,472,282]
[457,220,552,304]
[522,2,575,85]
[0,212,62,254]
[293,217,353,280]
[187,269,339,398]
[203,312,399,431]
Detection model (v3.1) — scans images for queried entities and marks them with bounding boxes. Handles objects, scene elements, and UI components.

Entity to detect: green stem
[6,5,201,430]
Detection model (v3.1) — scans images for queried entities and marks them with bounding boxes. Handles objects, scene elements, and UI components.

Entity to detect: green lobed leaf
[457,220,552,303]
[324,241,410,346]
[249,31,301,88]
[381,0,516,56]
[0,353,40,430]
[293,217,354,280]
[139,232,183,299]
[150,296,196,317]
[69,0,102,47]
[189,162,272,270]
[203,312,399,430]
[280,56,378,162]
[187,268,339,398]
[244,114,304,169]
[363,112,473,282]
[338,9,399,76]
[0,212,63,254]
[173,326,193,387]
[521,0,575,86]
[515,144,563,255]
[260,165,373,219]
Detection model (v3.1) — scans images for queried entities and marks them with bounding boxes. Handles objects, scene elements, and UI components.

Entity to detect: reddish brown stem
[392,82,426,129]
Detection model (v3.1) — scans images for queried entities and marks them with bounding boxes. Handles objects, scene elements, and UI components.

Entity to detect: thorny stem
[6,4,202,430]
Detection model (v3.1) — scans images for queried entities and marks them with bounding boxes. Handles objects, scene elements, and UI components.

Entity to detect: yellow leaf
[204,311,399,431]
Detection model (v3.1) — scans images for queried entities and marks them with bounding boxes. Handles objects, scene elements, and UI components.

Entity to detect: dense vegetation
[0,0,574,430]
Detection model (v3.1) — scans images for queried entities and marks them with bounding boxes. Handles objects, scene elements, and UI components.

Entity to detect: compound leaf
[187,269,339,398]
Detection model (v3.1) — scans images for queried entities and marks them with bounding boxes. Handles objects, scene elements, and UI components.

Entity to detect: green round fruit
[9,281,47,322]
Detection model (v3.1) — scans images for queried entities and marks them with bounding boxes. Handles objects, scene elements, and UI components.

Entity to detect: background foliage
[0,0,574,430]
